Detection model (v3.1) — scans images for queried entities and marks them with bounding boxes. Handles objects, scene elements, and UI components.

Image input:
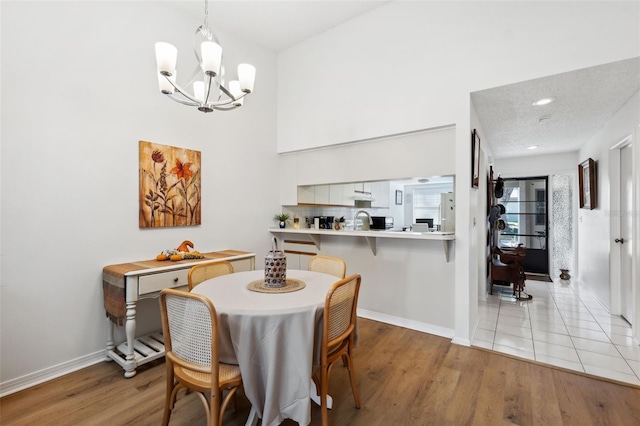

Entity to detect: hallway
[473,278,640,386]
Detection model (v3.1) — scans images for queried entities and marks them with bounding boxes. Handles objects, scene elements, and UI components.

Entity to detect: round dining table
[191,269,338,426]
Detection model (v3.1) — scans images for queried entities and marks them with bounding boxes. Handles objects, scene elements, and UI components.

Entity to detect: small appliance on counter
[413,218,434,232]
[312,216,335,229]
[371,216,394,230]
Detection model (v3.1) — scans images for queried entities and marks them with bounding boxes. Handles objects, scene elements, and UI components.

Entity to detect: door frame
[609,134,637,341]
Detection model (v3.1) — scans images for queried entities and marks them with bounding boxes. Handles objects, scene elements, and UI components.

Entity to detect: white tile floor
[473,278,640,386]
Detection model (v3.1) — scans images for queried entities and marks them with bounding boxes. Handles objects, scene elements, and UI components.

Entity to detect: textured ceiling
[472,57,640,160]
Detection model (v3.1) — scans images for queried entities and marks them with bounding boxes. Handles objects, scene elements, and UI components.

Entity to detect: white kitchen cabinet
[341,183,355,206]
[329,184,343,205]
[279,153,298,206]
[371,181,390,208]
[314,184,330,204]
[297,186,315,204]
[354,182,372,193]
[297,181,386,207]
[299,183,354,206]
[329,183,355,206]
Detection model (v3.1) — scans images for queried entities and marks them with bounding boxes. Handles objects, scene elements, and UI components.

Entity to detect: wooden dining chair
[308,255,347,279]
[188,260,234,291]
[159,289,242,426]
[313,274,362,426]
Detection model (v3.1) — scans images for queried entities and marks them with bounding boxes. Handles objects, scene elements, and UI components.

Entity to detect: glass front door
[497,177,549,275]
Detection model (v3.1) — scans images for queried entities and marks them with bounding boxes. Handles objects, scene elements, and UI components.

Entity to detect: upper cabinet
[330,183,354,206]
[297,186,315,204]
[314,185,330,205]
[296,181,389,207]
[370,181,389,208]
[298,184,353,206]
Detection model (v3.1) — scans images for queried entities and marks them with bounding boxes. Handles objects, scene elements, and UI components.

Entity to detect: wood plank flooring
[2,318,640,425]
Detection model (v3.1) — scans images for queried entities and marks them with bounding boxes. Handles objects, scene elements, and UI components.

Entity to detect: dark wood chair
[490,245,531,300]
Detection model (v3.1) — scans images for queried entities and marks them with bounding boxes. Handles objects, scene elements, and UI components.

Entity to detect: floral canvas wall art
[139,140,201,228]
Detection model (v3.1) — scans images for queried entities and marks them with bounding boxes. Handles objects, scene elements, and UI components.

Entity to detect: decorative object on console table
[274,212,290,228]
[139,140,201,228]
[395,190,403,205]
[155,240,205,261]
[578,158,596,209]
[471,129,481,188]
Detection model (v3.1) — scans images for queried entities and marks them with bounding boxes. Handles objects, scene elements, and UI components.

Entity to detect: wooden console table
[102,250,255,378]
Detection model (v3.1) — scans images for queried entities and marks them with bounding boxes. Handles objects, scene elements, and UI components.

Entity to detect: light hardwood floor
[2,318,640,425]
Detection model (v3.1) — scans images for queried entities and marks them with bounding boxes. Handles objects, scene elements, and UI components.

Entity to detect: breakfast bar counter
[269,228,454,261]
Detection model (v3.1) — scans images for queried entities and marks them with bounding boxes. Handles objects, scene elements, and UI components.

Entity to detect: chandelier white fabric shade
[154,0,256,113]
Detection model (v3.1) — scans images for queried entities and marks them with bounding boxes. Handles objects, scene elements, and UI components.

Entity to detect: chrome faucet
[354,210,372,231]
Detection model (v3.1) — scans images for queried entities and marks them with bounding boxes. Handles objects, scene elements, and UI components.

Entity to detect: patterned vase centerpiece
[264,237,287,288]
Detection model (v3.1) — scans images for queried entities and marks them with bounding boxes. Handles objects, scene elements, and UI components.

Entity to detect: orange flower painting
[139,140,201,228]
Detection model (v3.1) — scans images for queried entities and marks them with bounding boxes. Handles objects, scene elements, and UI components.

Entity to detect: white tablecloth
[191,269,337,426]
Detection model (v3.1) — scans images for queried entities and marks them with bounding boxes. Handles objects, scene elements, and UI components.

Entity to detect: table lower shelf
[106,332,165,370]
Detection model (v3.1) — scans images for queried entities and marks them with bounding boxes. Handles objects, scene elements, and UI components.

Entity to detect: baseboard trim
[0,350,106,398]
[4,313,458,397]
[357,309,455,340]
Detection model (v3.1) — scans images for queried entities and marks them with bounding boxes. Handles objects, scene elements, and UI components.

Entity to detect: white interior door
[620,143,633,324]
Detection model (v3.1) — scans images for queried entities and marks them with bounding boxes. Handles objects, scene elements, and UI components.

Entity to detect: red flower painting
[139,141,201,228]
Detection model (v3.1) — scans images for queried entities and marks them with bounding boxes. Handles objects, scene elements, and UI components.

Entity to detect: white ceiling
[176,2,640,160]
[472,57,640,160]
[177,0,391,52]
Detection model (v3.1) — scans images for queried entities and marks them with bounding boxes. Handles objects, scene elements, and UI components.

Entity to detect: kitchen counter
[269,228,454,261]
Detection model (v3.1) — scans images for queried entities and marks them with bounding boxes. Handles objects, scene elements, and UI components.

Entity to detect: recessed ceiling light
[526,145,539,150]
[532,97,556,106]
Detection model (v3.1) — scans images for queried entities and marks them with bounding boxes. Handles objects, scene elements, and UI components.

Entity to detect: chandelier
[154,0,256,113]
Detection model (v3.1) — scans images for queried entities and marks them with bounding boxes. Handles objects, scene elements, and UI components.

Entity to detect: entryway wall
[577,90,639,343]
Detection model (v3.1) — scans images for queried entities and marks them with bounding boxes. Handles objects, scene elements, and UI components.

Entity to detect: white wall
[277,0,639,343]
[314,236,456,334]
[495,152,579,178]
[577,91,640,310]
[0,1,278,391]
[277,1,639,152]
[470,102,490,302]
[281,126,455,186]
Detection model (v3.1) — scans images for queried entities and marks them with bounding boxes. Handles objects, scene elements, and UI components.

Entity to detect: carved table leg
[123,300,138,378]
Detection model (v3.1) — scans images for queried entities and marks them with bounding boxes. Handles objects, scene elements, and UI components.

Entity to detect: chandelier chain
[203,0,210,38]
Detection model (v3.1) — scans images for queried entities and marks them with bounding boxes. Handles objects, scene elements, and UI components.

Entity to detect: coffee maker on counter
[312,216,335,229]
